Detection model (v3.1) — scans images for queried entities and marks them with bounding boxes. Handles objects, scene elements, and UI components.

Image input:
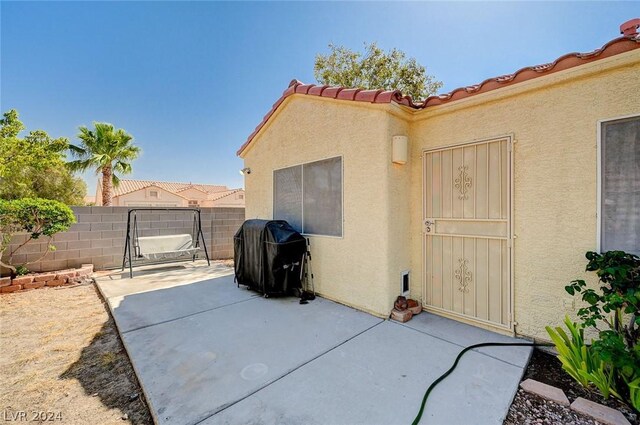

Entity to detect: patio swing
[121,208,210,278]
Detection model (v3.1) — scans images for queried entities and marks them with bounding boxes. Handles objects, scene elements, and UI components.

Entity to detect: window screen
[303,157,342,236]
[273,157,343,237]
[274,165,303,231]
[601,116,640,255]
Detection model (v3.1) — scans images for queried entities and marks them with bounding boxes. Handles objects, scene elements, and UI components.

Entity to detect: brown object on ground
[0,282,152,424]
[406,299,421,315]
[0,284,22,293]
[520,378,570,406]
[390,308,413,323]
[1,265,94,295]
[504,349,638,425]
[394,296,408,311]
[571,397,631,425]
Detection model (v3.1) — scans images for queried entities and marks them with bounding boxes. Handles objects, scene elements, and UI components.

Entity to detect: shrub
[628,377,640,411]
[0,198,75,275]
[546,316,619,399]
[552,251,640,410]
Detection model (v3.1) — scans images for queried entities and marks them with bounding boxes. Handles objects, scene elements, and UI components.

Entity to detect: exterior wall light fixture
[392,135,408,165]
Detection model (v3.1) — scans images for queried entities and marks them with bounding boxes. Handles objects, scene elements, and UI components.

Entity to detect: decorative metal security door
[423,137,513,331]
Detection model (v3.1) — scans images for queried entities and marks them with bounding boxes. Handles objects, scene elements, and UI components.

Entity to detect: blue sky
[1,2,636,191]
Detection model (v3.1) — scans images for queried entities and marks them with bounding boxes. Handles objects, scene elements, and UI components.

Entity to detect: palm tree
[68,122,141,206]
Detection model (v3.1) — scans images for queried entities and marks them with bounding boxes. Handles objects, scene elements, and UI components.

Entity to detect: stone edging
[519,378,631,425]
[0,264,94,294]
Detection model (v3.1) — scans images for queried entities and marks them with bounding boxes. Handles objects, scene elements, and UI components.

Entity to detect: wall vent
[401,271,410,295]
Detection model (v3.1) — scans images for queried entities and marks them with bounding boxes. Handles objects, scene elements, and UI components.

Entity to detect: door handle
[424,220,434,233]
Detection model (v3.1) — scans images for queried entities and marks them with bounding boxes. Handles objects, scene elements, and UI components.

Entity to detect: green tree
[0,109,87,205]
[314,42,443,101]
[0,198,75,275]
[68,122,140,206]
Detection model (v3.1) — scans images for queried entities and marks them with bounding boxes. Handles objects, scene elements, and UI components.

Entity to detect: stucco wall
[208,190,246,208]
[386,114,413,300]
[178,187,209,200]
[114,186,187,207]
[243,96,408,316]
[409,50,640,339]
[242,50,639,338]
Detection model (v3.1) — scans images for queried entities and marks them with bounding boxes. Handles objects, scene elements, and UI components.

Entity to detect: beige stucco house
[95,179,245,208]
[238,20,640,340]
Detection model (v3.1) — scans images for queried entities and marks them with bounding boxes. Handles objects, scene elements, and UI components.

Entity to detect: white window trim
[272,155,344,239]
[596,113,640,253]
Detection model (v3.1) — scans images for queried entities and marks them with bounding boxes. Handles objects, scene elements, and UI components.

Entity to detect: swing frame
[121,208,211,278]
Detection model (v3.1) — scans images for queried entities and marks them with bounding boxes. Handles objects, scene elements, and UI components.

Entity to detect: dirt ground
[0,282,152,424]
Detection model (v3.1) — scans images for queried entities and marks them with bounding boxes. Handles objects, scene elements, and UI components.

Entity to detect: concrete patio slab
[401,313,533,368]
[97,262,248,333]
[114,289,381,424]
[96,263,531,425]
[206,320,524,425]
[103,272,258,333]
[97,260,231,299]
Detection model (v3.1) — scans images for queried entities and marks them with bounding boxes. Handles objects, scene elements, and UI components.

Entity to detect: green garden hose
[411,341,554,425]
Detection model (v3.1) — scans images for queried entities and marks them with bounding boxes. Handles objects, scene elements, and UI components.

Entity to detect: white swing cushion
[136,234,200,261]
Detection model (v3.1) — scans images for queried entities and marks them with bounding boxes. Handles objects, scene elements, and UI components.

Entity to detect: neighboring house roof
[111,179,229,197]
[176,185,210,195]
[237,19,640,156]
[136,184,191,200]
[208,188,244,201]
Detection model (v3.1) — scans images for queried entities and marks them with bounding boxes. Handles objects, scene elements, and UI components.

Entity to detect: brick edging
[519,378,631,425]
[0,264,94,293]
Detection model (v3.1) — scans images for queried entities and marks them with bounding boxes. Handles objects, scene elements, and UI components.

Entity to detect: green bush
[628,377,640,411]
[15,265,30,276]
[552,251,640,410]
[546,316,619,399]
[0,198,75,275]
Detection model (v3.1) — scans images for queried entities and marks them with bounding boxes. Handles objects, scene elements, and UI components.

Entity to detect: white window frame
[596,113,640,253]
[273,155,344,239]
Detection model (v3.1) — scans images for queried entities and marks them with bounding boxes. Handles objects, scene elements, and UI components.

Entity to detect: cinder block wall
[1,206,245,275]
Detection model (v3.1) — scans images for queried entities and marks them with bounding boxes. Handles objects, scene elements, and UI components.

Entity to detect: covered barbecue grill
[234,219,307,297]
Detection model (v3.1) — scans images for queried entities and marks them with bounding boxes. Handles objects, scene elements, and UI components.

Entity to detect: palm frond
[113,161,132,175]
[67,144,87,157]
[67,159,94,173]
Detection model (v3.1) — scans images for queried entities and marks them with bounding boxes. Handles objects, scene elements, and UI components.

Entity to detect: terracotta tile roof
[237,83,417,156]
[175,185,209,194]
[422,33,639,107]
[208,188,244,201]
[237,22,640,157]
[112,179,229,197]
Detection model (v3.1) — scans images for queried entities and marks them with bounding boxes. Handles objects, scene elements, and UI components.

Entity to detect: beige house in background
[238,21,640,341]
[95,179,245,208]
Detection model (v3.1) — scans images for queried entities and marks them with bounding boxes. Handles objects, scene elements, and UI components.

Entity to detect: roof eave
[237,31,640,157]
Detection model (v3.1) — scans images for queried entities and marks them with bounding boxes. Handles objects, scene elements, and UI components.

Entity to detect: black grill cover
[234,219,307,296]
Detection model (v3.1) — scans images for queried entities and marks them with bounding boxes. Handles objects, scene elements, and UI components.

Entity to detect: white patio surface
[96,261,532,425]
